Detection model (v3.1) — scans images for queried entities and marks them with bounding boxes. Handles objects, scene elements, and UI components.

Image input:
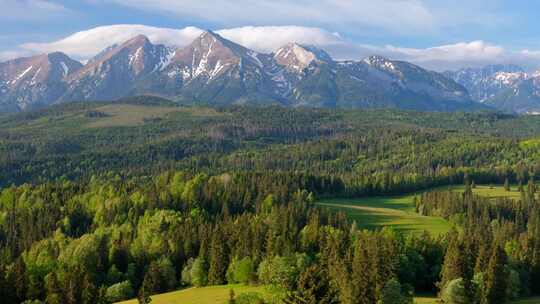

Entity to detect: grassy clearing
[116,284,271,304]
[85,104,181,128]
[318,196,451,235]
[83,104,224,128]
[113,283,539,304]
[437,184,524,200]
[317,184,526,235]
[413,295,438,303]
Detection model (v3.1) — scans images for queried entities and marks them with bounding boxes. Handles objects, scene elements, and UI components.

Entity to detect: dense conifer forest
[2,99,540,303]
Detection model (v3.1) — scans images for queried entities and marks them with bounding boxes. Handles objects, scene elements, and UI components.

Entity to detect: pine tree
[439,233,464,290]
[81,274,97,304]
[284,265,338,304]
[7,258,28,303]
[461,240,476,303]
[474,245,490,274]
[65,267,84,304]
[208,228,228,285]
[138,274,153,304]
[45,272,64,304]
[483,246,507,304]
[0,263,16,304]
[351,241,376,304]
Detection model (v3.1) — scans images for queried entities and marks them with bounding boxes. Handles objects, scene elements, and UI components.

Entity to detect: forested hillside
[2,98,540,189]
[2,99,540,303]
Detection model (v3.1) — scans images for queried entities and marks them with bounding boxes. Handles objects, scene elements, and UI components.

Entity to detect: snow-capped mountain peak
[0,52,82,111]
[274,43,331,71]
[1,33,484,113]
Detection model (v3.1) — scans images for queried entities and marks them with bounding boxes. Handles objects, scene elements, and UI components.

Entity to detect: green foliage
[441,278,468,304]
[227,257,255,284]
[284,265,338,304]
[257,256,300,289]
[3,104,540,303]
[191,258,208,287]
[506,268,521,300]
[378,279,412,304]
[131,210,183,260]
[483,246,508,304]
[235,292,266,304]
[106,280,134,302]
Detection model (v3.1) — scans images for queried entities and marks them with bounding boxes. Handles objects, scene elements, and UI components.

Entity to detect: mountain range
[0,30,535,113]
[445,65,540,114]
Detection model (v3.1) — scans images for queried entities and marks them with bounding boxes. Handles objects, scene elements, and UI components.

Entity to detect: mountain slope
[149,31,285,105]
[444,65,540,113]
[445,65,527,102]
[0,32,484,112]
[290,55,478,110]
[485,77,540,113]
[0,52,82,111]
[62,35,175,101]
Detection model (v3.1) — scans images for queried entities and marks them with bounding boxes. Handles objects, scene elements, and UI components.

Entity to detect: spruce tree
[81,274,97,304]
[45,272,63,304]
[138,274,153,304]
[284,265,338,304]
[439,232,464,290]
[483,246,507,304]
[7,258,28,303]
[351,241,376,304]
[208,228,228,285]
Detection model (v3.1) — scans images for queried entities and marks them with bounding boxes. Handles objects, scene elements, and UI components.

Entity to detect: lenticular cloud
[21,25,205,60]
[9,24,540,71]
[19,24,344,61]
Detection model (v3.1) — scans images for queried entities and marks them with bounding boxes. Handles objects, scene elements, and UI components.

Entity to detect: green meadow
[317,184,527,235]
[116,284,274,304]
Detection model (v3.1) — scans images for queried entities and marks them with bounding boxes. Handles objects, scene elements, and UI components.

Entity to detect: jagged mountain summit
[62,35,176,101]
[0,52,82,111]
[445,65,540,114]
[0,31,483,112]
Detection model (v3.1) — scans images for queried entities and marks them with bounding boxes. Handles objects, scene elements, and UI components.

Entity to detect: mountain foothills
[0,31,483,112]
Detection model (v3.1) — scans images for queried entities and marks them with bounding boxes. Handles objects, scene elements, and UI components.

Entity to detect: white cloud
[367,41,540,71]
[5,24,540,71]
[0,50,34,62]
[365,41,510,71]
[98,0,436,34]
[21,25,204,60]
[0,0,68,21]
[217,26,342,53]
[17,24,343,60]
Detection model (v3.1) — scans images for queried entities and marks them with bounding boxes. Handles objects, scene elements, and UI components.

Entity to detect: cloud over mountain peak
[3,24,540,72]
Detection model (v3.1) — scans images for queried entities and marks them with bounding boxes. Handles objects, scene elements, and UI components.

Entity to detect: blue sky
[3,0,540,70]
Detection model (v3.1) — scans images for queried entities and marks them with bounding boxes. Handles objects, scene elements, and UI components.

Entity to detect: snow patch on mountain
[156,49,176,72]
[60,62,69,77]
[8,66,33,85]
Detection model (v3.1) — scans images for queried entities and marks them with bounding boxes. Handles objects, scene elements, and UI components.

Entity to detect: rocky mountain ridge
[0,31,482,112]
